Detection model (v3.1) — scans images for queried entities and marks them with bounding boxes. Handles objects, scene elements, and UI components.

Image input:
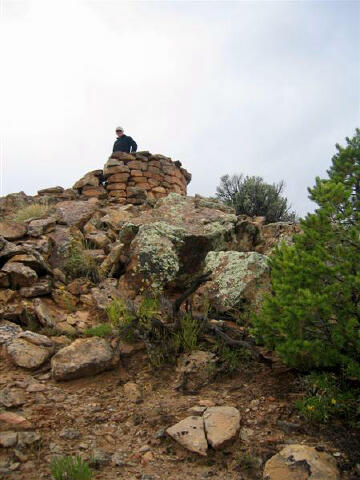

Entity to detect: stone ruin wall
[72,151,192,205]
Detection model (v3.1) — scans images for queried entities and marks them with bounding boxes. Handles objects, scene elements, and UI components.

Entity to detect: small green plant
[84,323,113,337]
[138,296,160,331]
[232,451,259,472]
[296,373,360,423]
[173,313,203,352]
[50,455,93,480]
[216,341,250,373]
[64,240,101,283]
[105,298,136,342]
[13,200,51,222]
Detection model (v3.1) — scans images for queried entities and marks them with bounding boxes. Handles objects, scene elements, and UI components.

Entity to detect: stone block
[107,173,130,183]
[106,183,127,191]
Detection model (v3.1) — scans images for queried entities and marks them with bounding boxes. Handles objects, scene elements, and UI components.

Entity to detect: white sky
[1,0,359,216]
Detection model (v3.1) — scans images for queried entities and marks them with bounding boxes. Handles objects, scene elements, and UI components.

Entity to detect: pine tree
[253,129,360,379]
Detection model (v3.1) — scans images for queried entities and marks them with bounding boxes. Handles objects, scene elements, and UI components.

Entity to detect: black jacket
[113,135,137,153]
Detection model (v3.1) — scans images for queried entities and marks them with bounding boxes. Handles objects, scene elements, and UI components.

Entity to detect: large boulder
[117,194,240,294]
[263,444,340,480]
[51,337,117,381]
[0,221,27,241]
[195,251,269,313]
[0,321,22,347]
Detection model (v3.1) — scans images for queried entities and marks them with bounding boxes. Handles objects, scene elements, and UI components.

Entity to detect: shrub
[50,455,93,480]
[296,373,360,423]
[253,129,360,378]
[64,240,101,283]
[13,200,51,222]
[84,323,113,337]
[216,174,296,222]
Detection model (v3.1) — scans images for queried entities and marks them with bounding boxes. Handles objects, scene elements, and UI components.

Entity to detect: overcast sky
[1,0,359,216]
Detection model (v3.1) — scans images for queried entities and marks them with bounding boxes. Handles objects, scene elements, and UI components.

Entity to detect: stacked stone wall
[73,151,191,205]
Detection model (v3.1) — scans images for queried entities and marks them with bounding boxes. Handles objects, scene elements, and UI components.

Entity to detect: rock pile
[73,151,191,204]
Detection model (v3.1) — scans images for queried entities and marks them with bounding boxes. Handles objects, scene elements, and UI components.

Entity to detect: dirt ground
[1,350,359,480]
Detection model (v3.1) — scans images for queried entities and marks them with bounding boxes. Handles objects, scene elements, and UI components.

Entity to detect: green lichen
[204,251,269,310]
[134,222,186,290]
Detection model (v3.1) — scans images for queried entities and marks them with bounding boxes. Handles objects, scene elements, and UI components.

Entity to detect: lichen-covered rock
[166,416,208,456]
[263,444,340,480]
[51,337,117,381]
[174,351,217,393]
[0,221,27,241]
[2,262,38,288]
[196,251,269,313]
[34,298,65,328]
[203,406,240,449]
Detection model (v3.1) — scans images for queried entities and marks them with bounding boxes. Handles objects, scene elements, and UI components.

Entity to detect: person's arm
[113,140,118,152]
[129,137,137,152]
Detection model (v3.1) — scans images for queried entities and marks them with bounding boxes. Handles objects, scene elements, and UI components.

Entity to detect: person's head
[116,126,124,137]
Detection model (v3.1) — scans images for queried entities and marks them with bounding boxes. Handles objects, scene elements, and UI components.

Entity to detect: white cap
[116,126,124,131]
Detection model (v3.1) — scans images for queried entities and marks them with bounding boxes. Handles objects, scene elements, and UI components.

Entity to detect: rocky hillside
[0,152,352,480]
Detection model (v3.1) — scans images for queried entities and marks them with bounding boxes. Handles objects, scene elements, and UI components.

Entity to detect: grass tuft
[50,455,93,480]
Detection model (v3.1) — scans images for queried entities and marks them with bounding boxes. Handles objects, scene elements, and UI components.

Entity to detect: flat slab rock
[167,406,241,456]
[166,416,208,456]
[263,444,340,480]
[203,406,241,449]
[0,221,27,241]
[55,200,96,227]
[51,337,116,381]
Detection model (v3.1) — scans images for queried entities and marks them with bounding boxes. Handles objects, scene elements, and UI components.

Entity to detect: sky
[1,0,359,217]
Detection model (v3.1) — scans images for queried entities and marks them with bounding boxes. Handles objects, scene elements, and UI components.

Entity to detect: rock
[175,351,217,393]
[38,186,64,195]
[123,382,142,403]
[59,428,81,440]
[257,222,301,255]
[0,412,32,432]
[0,388,27,408]
[7,332,55,369]
[0,289,16,304]
[0,431,18,447]
[2,262,38,288]
[0,221,27,241]
[55,201,96,227]
[0,321,22,346]
[7,252,52,275]
[89,279,120,311]
[19,277,53,297]
[197,251,269,313]
[263,444,340,480]
[17,431,41,447]
[51,337,117,381]
[203,406,240,449]
[166,416,207,456]
[0,271,10,287]
[85,231,110,250]
[112,451,125,467]
[27,217,56,237]
[73,171,101,190]
[34,298,65,328]
[89,448,111,467]
[82,186,107,198]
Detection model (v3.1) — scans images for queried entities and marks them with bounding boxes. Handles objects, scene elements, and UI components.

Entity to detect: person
[113,126,137,153]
